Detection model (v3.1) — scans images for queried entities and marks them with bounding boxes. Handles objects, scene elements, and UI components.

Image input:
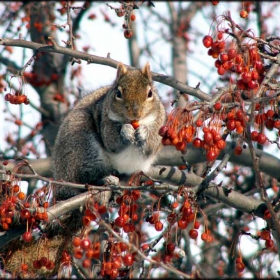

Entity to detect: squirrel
[3,63,166,278]
[52,62,166,201]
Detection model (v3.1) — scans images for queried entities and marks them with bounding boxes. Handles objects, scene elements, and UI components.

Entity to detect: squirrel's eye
[147,89,153,98]
[115,89,123,99]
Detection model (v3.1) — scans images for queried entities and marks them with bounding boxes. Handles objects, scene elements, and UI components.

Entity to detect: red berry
[193,137,203,148]
[122,253,134,266]
[124,30,133,39]
[217,66,226,75]
[4,93,12,101]
[112,258,122,269]
[226,119,236,131]
[178,219,188,229]
[266,109,274,118]
[115,216,126,227]
[22,231,32,243]
[228,48,237,59]
[202,35,213,48]
[206,150,218,161]
[40,256,49,267]
[240,9,249,19]
[194,221,200,229]
[250,130,259,141]
[214,102,222,111]
[203,131,213,144]
[254,60,263,72]
[214,59,222,68]
[196,119,203,127]
[80,238,91,251]
[235,262,245,273]
[237,79,247,90]
[163,254,172,264]
[46,260,55,270]
[216,139,226,150]
[131,120,139,129]
[123,223,131,233]
[235,54,243,64]
[155,221,163,231]
[82,258,92,268]
[72,236,81,247]
[265,239,274,249]
[260,229,271,240]
[167,243,175,253]
[220,53,228,63]
[33,260,42,269]
[110,268,119,279]
[21,263,28,272]
[20,209,31,219]
[159,125,168,137]
[263,209,271,220]
[241,71,252,83]
[235,64,244,74]
[217,31,224,40]
[73,248,83,259]
[256,133,266,144]
[175,141,186,151]
[119,242,128,252]
[189,229,198,239]
[273,120,280,129]
[251,70,259,80]
[201,232,208,241]
[247,80,258,89]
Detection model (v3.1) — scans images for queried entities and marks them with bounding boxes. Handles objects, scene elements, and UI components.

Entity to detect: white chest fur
[108,145,155,174]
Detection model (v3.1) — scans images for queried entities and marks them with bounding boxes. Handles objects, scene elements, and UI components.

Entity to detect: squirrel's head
[108,62,159,123]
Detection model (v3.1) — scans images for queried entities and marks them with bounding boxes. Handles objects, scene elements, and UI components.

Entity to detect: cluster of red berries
[4,92,29,105]
[202,30,265,92]
[100,241,135,278]
[81,202,108,227]
[254,108,280,134]
[108,2,137,39]
[32,256,55,271]
[217,260,226,276]
[0,171,28,230]
[0,194,17,231]
[72,234,135,279]
[259,229,275,250]
[173,199,214,243]
[145,211,164,232]
[146,195,214,247]
[72,235,101,268]
[240,2,252,19]
[150,241,185,264]
[159,107,196,153]
[158,104,246,161]
[159,97,278,160]
[0,161,51,233]
[114,190,140,233]
[23,71,59,88]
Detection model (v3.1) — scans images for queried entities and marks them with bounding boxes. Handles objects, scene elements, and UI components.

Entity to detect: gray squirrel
[52,62,166,200]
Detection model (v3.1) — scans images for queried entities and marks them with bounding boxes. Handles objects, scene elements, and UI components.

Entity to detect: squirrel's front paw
[135,125,148,146]
[120,124,135,144]
[103,175,120,186]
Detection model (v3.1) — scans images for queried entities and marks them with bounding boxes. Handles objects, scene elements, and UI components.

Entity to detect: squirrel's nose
[126,104,141,120]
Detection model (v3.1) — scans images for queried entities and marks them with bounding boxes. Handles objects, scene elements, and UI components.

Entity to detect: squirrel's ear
[116,63,127,80]
[142,62,152,82]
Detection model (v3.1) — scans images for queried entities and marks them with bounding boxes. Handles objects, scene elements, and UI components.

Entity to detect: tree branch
[0,38,211,101]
